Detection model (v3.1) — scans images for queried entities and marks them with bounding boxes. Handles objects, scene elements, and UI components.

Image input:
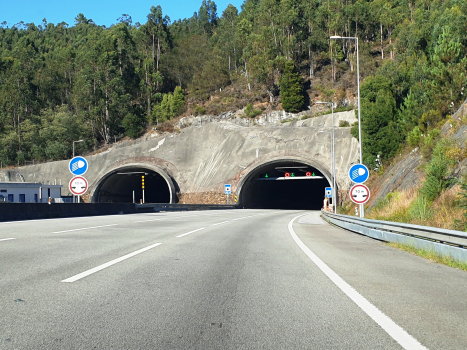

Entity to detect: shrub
[407,126,422,147]
[419,139,456,202]
[244,103,262,118]
[339,120,350,127]
[420,128,441,159]
[194,105,206,115]
[408,196,433,222]
[456,179,467,231]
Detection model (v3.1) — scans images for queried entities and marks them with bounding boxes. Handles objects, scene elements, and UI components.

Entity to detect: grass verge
[387,242,467,271]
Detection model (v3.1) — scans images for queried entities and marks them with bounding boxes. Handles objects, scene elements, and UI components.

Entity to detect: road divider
[134,219,163,223]
[61,243,163,283]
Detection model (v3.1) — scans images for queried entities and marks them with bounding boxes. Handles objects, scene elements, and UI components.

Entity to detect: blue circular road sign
[348,164,369,184]
[69,156,89,176]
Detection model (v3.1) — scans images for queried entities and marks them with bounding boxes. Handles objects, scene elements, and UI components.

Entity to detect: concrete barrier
[136,203,238,212]
[0,203,138,222]
[0,203,239,222]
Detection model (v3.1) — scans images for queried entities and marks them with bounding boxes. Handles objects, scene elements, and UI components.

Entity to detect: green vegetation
[387,242,467,271]
[244,103,262,118]
[280,61,304,113]
[367,137,465,230]
[0,0,467,167]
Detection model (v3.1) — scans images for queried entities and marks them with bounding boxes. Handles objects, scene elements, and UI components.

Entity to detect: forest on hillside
[0,0,466,167]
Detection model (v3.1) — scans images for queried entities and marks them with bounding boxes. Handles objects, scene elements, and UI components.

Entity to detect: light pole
[330,35,364,217]
[316,101,336,211]
[73,140,84,158]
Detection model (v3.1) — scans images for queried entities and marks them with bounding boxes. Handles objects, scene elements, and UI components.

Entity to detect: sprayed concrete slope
[1,111,359,203]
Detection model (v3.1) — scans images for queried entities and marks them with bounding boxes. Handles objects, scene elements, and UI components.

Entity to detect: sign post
[69,157,89,203]
[348,164,369,218]
[225,184,232,205]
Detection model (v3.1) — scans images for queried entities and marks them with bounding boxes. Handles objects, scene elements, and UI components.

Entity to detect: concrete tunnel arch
[236,158,337,210]
[90,163,176,203]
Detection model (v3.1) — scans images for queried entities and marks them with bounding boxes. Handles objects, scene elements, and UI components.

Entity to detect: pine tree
[280,60,304,113]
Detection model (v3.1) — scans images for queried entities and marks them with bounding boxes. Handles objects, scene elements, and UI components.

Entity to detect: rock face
[2,110,359,204]
[367,97,467,209]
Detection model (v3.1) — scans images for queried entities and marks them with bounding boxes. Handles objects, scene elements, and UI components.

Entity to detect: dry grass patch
[368,187,418,223]
[367,185,464,230]
[428,184,463,229]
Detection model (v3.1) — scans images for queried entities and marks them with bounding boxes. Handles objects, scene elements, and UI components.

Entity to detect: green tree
[360,76,401,166]
[280,60,304,112]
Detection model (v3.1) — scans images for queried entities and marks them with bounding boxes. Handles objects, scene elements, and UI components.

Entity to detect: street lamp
[330,35,364,217]
[316,101,336,211]
[73,140,84,158]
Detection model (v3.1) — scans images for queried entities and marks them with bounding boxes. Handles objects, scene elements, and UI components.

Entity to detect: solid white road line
[61,243,163,283]
[0,238,16,242]
[176,227,206,238]
[134,219,163,223]
[288,215,426,350]
[212,221,230,226]
[53,224,119,234]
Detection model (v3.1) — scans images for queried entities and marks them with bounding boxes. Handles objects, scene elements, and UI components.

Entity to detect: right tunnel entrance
[240,161,332,210]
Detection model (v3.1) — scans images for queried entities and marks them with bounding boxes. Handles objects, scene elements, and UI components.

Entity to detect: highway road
[1,209,467,349]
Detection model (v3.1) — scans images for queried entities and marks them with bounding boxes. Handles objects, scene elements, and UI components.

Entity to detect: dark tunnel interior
[241,161,331,210]
[97,167,170,203]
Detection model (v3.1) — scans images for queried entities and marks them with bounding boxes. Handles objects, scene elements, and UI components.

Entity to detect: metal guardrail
[321,210,467,262]
[136,203,238,212]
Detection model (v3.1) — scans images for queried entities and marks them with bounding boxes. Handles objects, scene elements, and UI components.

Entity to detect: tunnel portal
[240,161,331,210]
[95,166,171,203]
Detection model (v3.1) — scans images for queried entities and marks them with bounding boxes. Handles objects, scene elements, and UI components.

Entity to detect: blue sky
[1,0,245,27]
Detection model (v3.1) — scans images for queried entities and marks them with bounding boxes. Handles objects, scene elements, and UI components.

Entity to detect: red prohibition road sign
[69,176,88,196]
[350,184,370,204]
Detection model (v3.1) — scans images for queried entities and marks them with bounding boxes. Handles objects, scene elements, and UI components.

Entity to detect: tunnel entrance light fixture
[255,176,324,181]
[275,166,309,169]
[315,101,336,209]
[330,35,363,217]
[116,172,149,175]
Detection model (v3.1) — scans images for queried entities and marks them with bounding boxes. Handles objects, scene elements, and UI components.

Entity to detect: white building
[0,182,62,203]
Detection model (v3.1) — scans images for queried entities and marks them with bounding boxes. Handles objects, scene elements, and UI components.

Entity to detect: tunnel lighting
[275,166,308,169]
[116,172,149,175]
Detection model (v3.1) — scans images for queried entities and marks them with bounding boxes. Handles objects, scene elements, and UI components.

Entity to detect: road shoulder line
[288,215,426,350]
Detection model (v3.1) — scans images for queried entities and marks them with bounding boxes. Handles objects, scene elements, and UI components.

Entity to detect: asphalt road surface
[1,209,467,349]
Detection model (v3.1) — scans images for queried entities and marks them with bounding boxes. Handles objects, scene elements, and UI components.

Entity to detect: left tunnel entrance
[94,166,171,203]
